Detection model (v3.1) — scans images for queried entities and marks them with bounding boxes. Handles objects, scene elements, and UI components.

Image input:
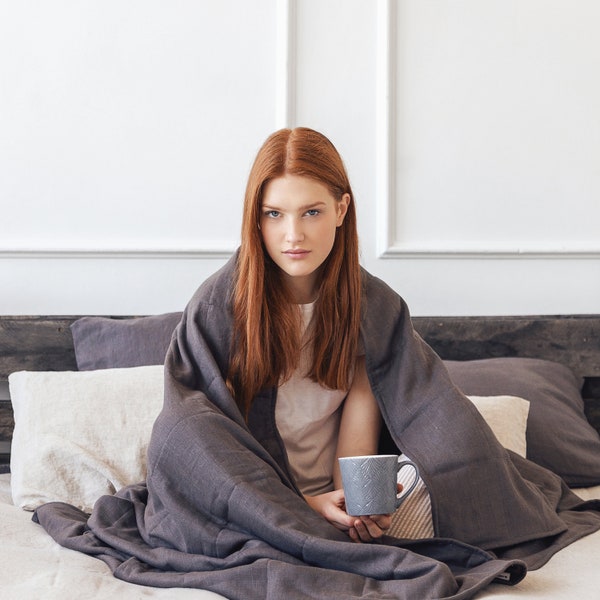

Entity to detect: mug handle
[395,459,420,508]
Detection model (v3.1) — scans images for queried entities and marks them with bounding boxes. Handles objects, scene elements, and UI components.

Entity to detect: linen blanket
[35,254,600,599]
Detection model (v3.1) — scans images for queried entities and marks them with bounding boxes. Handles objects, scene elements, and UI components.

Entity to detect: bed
[1,313,599,599]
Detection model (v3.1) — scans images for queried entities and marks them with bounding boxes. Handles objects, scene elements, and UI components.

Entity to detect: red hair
[227,127,361,417]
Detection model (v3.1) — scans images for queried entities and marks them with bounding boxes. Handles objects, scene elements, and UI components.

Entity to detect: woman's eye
[265,210,280,218]
[305,209,320,217]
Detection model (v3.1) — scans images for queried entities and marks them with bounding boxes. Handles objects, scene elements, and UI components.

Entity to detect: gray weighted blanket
[34,254,600,599]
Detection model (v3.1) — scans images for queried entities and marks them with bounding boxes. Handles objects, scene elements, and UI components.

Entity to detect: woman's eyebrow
[262,201,328,212]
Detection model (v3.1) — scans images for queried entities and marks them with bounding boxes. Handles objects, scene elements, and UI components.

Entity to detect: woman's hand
[304,489,392,543]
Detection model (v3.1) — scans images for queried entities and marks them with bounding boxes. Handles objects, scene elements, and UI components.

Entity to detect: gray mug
[338,454,420,516]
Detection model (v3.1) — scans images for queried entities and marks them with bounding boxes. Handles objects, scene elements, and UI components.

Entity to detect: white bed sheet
[477,484,600,599]
[1,473,598,600]
[0,474,226,600]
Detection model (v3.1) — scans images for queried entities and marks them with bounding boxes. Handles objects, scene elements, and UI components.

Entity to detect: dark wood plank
[0,401,13,442]
[412,315,600,379]
[3,315,597,378]
[1,314,599,453]
[0,316,79,381]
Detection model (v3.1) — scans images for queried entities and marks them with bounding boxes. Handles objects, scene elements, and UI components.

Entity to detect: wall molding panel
[0,246,235,260]
[376,0,600,260]
[0,0,286,261]
[375,0,397,259]
[275,0,297,130]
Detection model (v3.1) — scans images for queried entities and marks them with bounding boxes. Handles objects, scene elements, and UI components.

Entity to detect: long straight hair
[227,127,361,417]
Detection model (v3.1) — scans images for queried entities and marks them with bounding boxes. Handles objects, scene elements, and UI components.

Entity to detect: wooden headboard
[1,314,599,469]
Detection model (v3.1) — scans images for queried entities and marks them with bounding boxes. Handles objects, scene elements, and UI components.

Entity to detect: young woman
[226,127,394,543]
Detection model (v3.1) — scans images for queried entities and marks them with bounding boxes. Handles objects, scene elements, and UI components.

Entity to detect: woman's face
[260,174,349,303]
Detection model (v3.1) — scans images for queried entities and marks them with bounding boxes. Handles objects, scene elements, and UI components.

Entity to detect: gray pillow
[71,313,182,370]
[444,357,600,487]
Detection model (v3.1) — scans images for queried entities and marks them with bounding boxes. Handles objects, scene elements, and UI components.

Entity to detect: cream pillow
[9,365,164,512]
[468,395,530,457]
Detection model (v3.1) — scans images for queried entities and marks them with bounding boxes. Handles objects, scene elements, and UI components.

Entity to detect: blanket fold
[34,253,600,599]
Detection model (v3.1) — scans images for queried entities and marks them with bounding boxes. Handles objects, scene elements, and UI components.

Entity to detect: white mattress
[1,473,599,600]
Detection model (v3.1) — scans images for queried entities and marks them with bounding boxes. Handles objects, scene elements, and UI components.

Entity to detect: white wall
[1,0,599,316]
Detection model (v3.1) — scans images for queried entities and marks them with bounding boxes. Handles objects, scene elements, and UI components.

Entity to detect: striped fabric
[388,456,434,540]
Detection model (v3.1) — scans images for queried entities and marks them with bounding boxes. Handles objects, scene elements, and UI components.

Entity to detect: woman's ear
[336,193,351,227]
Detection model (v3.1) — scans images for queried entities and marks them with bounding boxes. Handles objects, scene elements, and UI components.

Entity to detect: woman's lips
[284,249,310,258]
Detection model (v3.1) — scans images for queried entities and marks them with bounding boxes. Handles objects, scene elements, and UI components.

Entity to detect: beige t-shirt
[275,303,347,496]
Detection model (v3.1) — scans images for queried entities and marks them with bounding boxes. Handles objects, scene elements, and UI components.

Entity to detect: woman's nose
[285,218,304,242]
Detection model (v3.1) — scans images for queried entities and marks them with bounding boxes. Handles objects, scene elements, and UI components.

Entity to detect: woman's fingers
[350,514,392,542]
[369,513,392,531]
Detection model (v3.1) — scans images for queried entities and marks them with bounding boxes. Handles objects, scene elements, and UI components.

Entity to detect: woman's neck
[282,272,319,304]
